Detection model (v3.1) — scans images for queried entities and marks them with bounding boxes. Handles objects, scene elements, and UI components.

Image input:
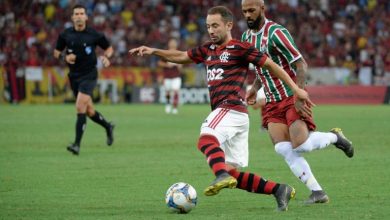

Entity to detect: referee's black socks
[75,113,87,146]
[89,111,110,129]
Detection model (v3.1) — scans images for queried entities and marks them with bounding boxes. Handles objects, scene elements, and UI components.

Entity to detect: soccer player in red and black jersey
[242,0,354,204]
[157,38,183,114]
[129,6,313,211]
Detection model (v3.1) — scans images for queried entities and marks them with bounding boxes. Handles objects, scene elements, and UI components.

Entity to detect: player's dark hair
[207,6,234,23]
[72,4,87,14]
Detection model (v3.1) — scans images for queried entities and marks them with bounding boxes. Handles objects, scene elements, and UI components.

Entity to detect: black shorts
[68,70,97,97]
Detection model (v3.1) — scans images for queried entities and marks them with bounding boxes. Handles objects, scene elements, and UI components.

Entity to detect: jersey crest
[219,51,230,63]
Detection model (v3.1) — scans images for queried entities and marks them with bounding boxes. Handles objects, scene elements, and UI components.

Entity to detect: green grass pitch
[0,104,389,219]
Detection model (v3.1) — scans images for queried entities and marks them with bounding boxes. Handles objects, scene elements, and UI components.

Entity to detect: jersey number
[207,68,224,81]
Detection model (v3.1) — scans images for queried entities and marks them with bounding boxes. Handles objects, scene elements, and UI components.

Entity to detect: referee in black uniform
[54,4,114,155]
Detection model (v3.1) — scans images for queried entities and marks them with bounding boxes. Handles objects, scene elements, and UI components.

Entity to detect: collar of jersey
[72,26,88,32]
[210,39,235,50]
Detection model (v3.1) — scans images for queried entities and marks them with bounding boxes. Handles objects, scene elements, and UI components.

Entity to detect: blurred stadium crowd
[1,0,390,85]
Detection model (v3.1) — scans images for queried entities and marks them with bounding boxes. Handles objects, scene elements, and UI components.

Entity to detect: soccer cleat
[106,122,115,146]
[67,143,80,155]
[305,190,329,204]
[273,184,295,211]
[204,173,237,196]
[330,128,354,158]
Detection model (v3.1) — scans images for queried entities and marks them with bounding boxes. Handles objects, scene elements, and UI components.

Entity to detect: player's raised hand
[128,46,154,56]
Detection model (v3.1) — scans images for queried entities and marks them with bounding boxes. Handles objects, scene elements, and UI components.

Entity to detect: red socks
[228,168,279,194]
[197,135,227,176]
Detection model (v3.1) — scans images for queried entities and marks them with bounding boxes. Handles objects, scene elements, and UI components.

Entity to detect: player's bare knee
[289,130,309,148]
[268,126,289,145]
[291,137,307,149]
[289,123,310,148]
[293,138,313,153]
[85,105,95,117]
[75,102,87,113]
[290,141,301,149]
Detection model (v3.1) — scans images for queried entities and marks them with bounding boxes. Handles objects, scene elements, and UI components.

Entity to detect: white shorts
[200,108,249,168]
[163,77,182,91]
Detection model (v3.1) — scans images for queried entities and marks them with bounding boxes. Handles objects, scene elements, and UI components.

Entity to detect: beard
[213,38,224,45]
[210,34,225,45]
[246,16,262,30]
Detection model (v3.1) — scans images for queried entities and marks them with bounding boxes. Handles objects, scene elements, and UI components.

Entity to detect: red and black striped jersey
[187,39,267,113]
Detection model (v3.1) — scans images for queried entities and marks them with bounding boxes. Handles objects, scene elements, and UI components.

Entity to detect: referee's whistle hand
[66,54,76,64]
[99,56,111,67]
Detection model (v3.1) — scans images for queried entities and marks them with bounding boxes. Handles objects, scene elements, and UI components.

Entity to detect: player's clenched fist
[65,53,76,64]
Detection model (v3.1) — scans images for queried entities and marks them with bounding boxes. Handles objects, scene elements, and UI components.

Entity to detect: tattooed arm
[293,58,313,117]
[295,58,307,89]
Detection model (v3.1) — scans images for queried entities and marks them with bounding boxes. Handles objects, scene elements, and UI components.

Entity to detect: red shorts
[262,96,316,130]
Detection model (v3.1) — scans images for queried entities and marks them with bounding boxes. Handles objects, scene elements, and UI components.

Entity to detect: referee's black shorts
[68,70,97,98]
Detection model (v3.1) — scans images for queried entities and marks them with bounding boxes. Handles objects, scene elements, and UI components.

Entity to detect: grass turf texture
[0,104,389,219]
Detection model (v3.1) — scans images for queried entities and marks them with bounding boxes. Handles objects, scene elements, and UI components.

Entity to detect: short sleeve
[55,32,66,51]
[271,28,301,64]
[96,32,110,50]
[187,45,207,64]
[244,45,268,67]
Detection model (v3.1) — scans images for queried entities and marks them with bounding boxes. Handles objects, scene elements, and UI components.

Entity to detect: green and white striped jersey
[242,19,302,103]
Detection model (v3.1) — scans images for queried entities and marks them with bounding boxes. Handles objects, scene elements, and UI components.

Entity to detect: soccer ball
[165,182,197,213]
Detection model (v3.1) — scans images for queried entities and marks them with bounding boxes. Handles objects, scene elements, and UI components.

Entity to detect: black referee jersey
[55,26,110,78]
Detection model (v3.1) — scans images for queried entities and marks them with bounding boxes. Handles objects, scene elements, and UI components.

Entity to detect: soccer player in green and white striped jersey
[242,0,354,204]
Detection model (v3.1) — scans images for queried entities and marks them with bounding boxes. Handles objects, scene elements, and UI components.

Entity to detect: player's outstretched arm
[129,46,193,64]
